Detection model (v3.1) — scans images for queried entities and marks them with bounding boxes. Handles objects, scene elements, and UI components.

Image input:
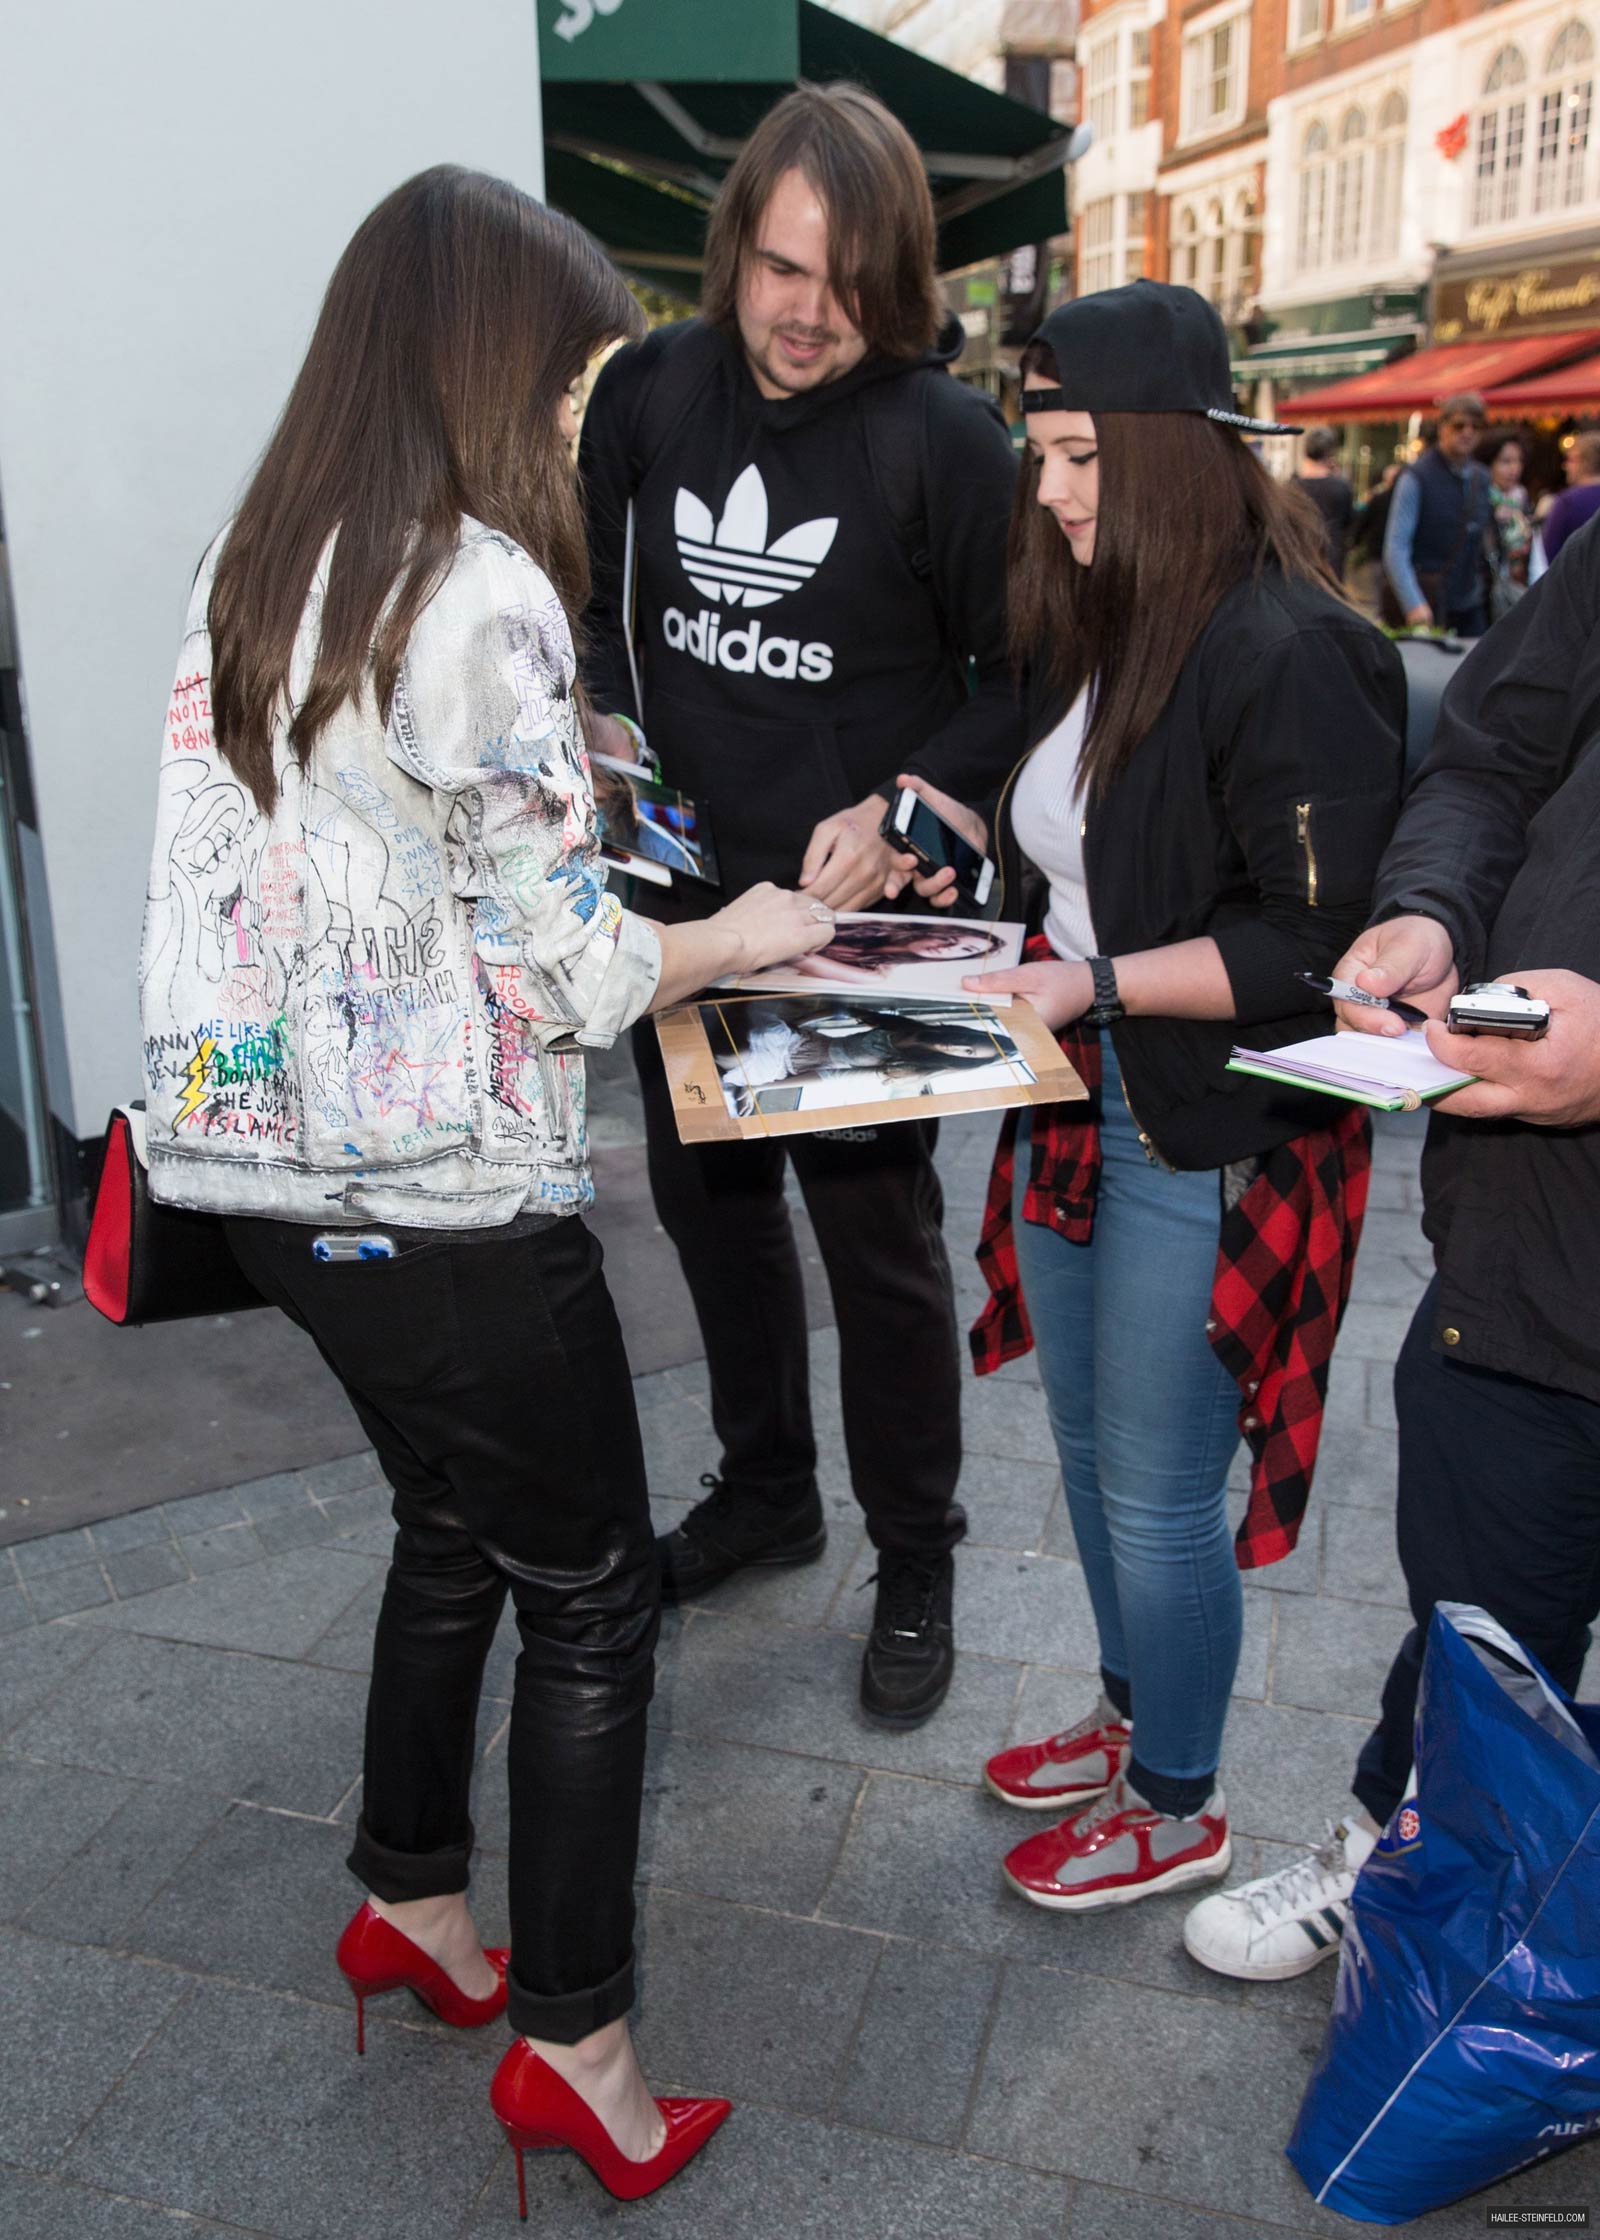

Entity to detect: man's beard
[753,327,842,391]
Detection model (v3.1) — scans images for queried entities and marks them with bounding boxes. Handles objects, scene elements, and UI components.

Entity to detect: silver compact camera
[1444,981,1552,1041]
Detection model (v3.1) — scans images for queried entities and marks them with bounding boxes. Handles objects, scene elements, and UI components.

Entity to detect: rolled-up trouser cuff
[347,1815,472,1903]
[506,1949,636,2045]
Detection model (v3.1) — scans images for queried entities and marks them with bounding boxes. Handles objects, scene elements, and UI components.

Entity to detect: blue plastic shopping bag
[1287,1603,1600,2223]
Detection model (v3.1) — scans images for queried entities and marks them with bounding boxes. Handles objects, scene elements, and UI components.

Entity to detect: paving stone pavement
[2,1107,1596,2237]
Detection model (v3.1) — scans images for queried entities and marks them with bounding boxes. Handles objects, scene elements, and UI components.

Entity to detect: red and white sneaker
[1003,1772,1231,1911]
[984,1699,1132,1811]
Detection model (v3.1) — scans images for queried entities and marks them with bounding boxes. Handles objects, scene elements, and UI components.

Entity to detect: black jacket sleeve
[887,377,1026,804]
[1208,616,1405,1024]
[576,334,667,727]
[1370,520,1599,986]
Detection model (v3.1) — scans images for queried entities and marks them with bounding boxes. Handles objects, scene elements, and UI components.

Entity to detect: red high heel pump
[335,1902,509,2053]
[489,2038,731,2211]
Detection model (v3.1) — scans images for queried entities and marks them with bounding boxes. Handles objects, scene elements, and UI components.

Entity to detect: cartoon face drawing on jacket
[143,761,264,1002]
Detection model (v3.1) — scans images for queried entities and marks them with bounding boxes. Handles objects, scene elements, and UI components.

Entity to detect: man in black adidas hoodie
[579,83,1022,1727]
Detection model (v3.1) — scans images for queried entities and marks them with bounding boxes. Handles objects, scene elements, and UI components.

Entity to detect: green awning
[539,0,1079,290]
[1231,331,1416,384]
[541,0,800,84]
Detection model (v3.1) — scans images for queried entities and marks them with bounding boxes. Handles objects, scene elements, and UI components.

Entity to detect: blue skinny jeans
[1013,1040,1242,1803]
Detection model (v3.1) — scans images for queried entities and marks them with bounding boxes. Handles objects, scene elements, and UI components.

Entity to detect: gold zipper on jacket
[1118,1071,1173,1170]
[1295,800,1319,907]
[987,745,1033,926]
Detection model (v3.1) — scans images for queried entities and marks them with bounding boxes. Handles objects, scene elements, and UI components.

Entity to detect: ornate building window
[1534,21,1594,213]
[1200,198,1229,307]
[1129,28,1152,128]
[1085,37,1117,142]
[1170,187,1255,315]
[1296,119,1331,273]
[1182,7,1249,141]
[1288,0,1324,53]
[1083,194,1150,294]
[1125,190,1150,281]
[1369,91,1407,258]
[1472,45,1529,227]
[1332,107,1369,263]
[1170,201,1200,288]
[1080,198,1116,295]
[1223,186,1257,317]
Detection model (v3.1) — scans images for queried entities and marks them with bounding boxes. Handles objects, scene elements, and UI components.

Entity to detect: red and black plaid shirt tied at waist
[971,995,1372,1570]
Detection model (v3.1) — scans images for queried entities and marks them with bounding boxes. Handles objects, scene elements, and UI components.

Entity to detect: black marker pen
[1295,972,1429,1028]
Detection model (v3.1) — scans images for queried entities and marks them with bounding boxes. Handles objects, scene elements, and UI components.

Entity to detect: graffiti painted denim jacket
[139,520,662,1227]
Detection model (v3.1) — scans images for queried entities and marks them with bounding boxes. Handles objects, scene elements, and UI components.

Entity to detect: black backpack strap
[861,371,935,583]
[625,320,729,488]
[859,370,1007,594]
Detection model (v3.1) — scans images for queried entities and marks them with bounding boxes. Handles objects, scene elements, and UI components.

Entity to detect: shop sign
[1434,253,1600,340]
[1260,289,1423,343]
[537,0,797,80]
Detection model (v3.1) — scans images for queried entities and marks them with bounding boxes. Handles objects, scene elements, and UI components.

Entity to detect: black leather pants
[224,1210,658,2043]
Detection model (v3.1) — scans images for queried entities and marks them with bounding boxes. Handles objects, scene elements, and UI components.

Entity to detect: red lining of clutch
[83,1112,134,1324]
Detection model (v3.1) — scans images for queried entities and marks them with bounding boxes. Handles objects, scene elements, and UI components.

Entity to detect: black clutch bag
[83,1103,268,1326]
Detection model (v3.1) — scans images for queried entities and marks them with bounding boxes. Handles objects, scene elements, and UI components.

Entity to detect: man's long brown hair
[701,82,943,361]
[1009,342,1338,799]
[208,166,643,814]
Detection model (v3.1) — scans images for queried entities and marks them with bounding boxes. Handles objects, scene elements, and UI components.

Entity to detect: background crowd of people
[1297,394,1600,637]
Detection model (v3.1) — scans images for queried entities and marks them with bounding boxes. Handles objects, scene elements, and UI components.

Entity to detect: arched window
[1368,91,1407,259]
[1535,21,1594,212]
[1296,120,1330,272]
[1170,202,1200,288]
[1473,45,1529,225]
[1202,198,1228,308]
[1223,186,1256,319]
[1333,107,1369,262]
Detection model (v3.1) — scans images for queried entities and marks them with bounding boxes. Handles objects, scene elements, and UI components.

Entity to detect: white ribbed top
[1011,688,1097,964]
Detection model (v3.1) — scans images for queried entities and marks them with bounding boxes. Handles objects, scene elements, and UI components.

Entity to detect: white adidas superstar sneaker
[1182,1816,1378,1981]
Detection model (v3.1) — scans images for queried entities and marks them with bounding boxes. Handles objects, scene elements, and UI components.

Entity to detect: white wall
[0,0,545,1138]
[1075,115,1161,209]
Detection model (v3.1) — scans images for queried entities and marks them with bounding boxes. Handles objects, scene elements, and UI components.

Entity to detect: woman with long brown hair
[900,282,1403,1926]
[139,167,831,2206]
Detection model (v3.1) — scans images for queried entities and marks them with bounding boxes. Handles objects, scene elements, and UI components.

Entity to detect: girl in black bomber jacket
[899,283,1405,1927]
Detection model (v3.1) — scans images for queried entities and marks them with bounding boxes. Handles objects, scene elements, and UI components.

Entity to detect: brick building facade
[1067,0,1600,468]
[832,0,1600,455]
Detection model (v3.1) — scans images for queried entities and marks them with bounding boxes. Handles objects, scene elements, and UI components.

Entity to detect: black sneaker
[657,1474,827,1605]
[859,1551,955,1729]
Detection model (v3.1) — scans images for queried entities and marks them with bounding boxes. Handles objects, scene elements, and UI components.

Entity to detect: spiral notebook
[1228,1029,1475,1113]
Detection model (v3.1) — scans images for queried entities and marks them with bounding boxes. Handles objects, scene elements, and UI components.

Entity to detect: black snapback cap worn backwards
[1020,281,1301,437]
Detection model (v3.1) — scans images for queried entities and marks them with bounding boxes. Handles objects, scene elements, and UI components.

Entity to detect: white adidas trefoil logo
[675,465,838,610]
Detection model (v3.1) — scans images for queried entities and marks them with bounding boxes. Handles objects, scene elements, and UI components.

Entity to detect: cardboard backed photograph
[593,755,721,887]
[713,911,1025,1002]
[655,992,1087,1144]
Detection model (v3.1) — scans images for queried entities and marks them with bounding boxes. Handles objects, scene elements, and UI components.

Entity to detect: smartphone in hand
[881,788,995,909]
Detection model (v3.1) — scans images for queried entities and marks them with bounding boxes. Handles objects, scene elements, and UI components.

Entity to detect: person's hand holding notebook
[1228,1028,1475,1113]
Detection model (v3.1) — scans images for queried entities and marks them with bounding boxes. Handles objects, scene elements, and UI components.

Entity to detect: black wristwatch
[1084,955,1124,1027]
